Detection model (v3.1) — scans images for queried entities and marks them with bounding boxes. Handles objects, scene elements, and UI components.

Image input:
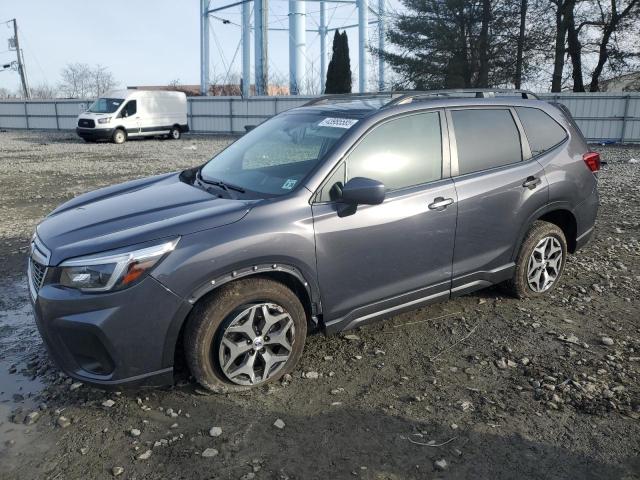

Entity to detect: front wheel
[505,220,567,298]
[184,278,307,392]
[112,128,127,144]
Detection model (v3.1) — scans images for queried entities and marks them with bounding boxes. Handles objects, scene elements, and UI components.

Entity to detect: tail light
[583,152,601,173]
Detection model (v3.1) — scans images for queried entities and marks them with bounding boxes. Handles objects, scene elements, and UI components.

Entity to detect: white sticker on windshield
[282,179,297,190]
[318,117,358,129]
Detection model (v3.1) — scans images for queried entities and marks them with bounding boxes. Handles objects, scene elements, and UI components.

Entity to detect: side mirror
[340,177,385,205]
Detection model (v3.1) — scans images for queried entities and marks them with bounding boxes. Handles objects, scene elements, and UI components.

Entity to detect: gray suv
[29,90,600,391]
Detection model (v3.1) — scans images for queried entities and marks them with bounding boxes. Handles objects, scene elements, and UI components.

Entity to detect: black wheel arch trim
[187,262,322,315]
[511,201,578,262]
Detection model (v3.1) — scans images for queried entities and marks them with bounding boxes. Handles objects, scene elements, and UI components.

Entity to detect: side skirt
[450,263,515,297]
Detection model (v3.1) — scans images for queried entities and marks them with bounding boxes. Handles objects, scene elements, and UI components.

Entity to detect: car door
[311,110,458,332]
[447,107,549,294]
[118,100,140,135]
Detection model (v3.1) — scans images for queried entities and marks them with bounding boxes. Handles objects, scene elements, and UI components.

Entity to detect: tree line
[0,63,116,99]
[382,0,640,92]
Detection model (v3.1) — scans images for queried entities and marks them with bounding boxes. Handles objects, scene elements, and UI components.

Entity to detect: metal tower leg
[289,0,306,95]
[241,0,251,96]
[357,0,368,93]
[200,0,210,96]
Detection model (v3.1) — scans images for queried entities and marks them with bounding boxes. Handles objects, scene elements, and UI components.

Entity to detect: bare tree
[91,64,116,97]
[514,0,528,88]
[59,63,92,98]
[588,0,640,91]
[59,63,117,98]
[0,87,17,99]
[29,82,58,99]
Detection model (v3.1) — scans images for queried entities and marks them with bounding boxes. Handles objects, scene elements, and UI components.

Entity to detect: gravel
[0,132,638,479]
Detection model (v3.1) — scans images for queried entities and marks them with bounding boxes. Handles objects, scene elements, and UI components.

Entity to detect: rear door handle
[428,197,454,210]
[522,176,542,189]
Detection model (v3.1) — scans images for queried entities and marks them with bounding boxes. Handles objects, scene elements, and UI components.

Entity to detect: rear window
[516,107,567,156]
[451,109,522,175]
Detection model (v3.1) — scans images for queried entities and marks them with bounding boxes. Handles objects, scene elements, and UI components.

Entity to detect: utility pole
[11,19,30,99]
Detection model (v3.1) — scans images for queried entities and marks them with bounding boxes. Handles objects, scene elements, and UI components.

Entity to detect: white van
[76,90,189,144]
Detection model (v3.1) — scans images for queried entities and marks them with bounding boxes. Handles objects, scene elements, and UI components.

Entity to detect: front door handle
[428,197,454,210]
[522,176,542,189]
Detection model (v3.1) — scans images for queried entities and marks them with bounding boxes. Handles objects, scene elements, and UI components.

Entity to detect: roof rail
[301,89,539,108]
[385,89,539,106]
[302,92,399,106]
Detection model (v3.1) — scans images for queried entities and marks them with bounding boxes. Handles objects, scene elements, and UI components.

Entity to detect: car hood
[37,172,255,265]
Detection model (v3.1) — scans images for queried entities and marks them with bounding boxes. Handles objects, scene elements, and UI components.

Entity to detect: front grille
[30,258,47,294]
[29,235,50,299]
[78,118,95,128]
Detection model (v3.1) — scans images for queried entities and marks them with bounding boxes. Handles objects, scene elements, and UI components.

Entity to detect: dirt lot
[0,130,638,480]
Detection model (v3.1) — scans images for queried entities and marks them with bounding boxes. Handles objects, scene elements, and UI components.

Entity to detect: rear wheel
[505,220,567,298]
[184,278,307,392]
[112,128,127,144]
[169,126,181,140]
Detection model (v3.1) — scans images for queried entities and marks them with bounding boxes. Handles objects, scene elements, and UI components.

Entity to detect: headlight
[57,239,179,292]
[97,117,112,124]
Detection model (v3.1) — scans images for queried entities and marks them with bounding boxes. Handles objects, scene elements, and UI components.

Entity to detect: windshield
[88,98,124,114]
[200,112,357,196]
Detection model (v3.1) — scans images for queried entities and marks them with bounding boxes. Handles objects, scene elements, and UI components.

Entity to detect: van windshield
[200,112,357,197]
[88,98,124,114]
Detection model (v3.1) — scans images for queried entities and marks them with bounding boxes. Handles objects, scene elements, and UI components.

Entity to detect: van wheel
[505,220,567,298]
[184,278,307,393]
[169,126,181,140]
[112,129,127,144]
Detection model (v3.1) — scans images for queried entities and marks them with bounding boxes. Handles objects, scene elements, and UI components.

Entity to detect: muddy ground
[0,130,638,480]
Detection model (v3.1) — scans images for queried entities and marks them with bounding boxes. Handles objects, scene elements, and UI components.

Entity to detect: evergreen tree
[378,0,548,89]
[325,30,352,93]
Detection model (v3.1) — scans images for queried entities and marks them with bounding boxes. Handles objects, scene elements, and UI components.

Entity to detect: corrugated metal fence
[1,93,639,143]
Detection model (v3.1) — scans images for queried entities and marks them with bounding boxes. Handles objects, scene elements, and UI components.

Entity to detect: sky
[0,0,394,94]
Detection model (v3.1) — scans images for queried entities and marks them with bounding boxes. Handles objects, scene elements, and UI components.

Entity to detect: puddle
[0,280,46,450]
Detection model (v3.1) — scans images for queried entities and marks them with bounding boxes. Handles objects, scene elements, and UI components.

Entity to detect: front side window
[121,100,137,117]
[451,109,522,175]
[344,112,442,192]
[515,107,567,156]
[88,98,123,114]
[200,112,355,196]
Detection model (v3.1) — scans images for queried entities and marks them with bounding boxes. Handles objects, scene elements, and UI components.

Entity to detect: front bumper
[31,275,192,388]
[76,127,114,140]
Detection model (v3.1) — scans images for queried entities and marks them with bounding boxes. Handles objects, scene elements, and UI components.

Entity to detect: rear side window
[516,107,567,156]
[344,112,443,191]
[451,109,522,175]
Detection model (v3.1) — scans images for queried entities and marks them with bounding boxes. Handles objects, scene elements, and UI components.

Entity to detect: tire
[112,128,127,144]
[169,126,181,140]
[184,277,307,393]
[505,220,567,298]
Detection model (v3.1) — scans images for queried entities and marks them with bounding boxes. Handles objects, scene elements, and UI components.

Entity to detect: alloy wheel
[217,302,295,386]
[527,236,563,292]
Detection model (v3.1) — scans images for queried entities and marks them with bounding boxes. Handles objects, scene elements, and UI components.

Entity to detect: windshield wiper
[196,171,245,199]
